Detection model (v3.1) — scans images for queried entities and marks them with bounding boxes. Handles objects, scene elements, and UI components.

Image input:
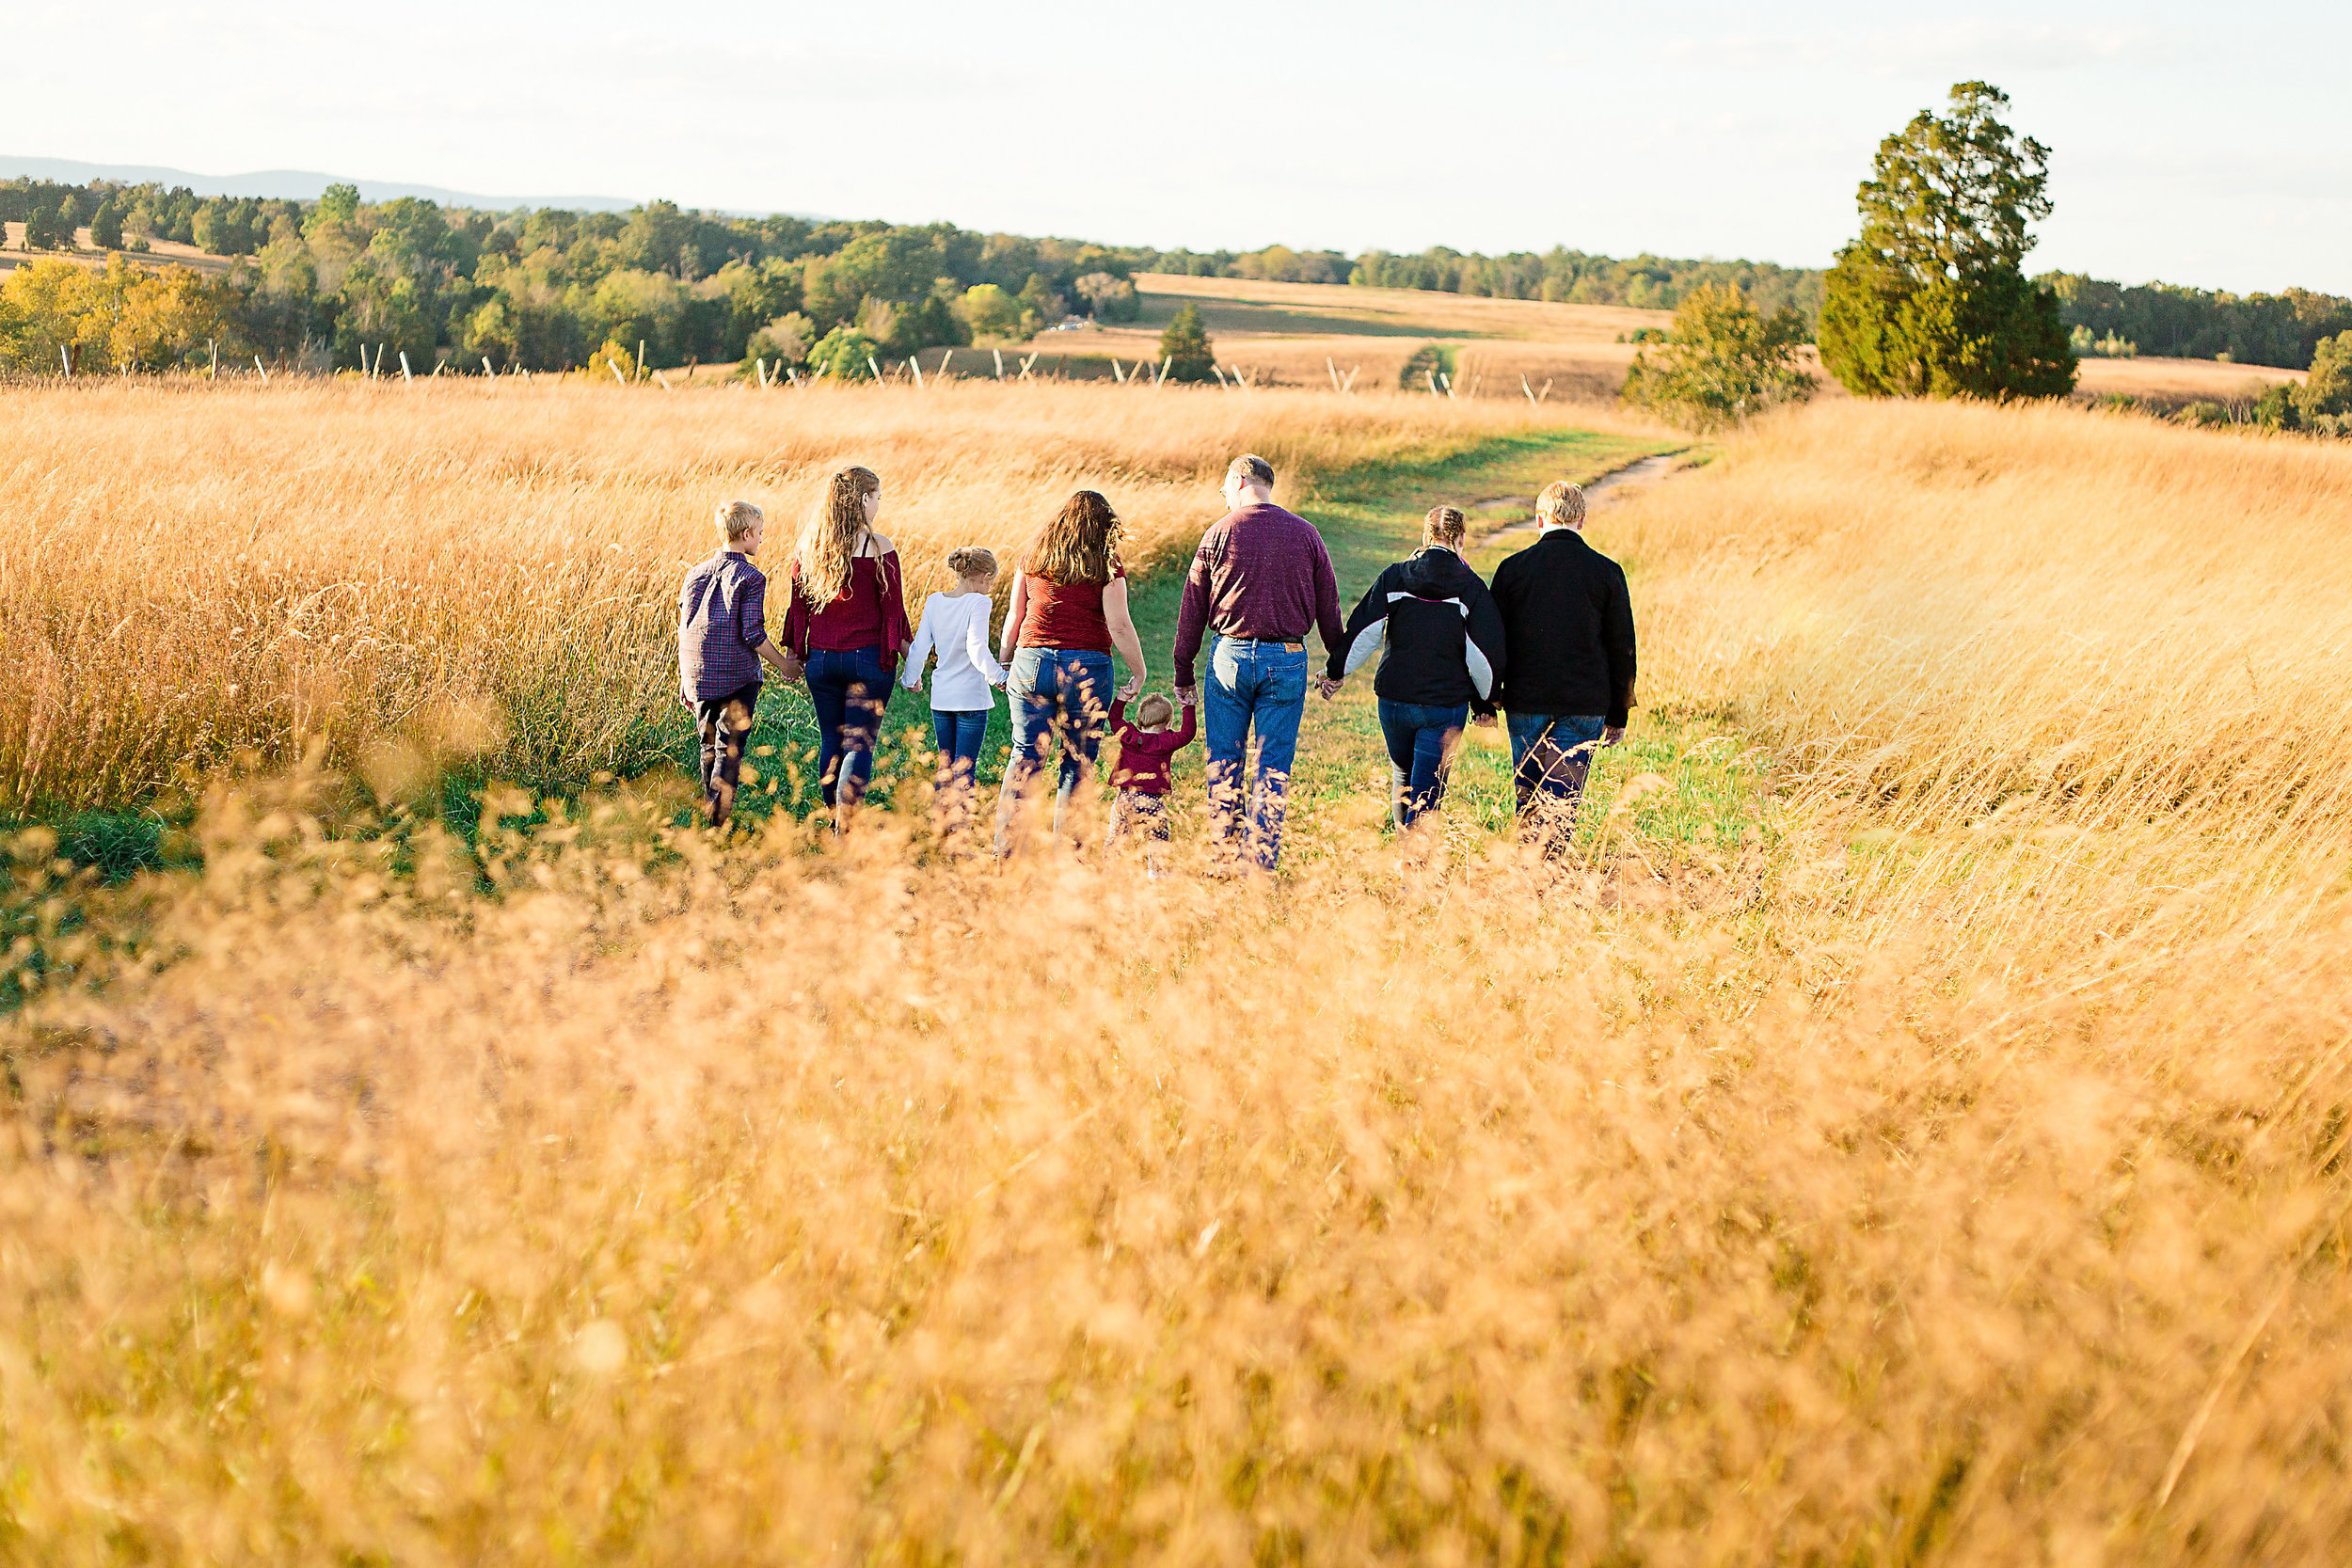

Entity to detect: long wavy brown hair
[1024,491,1121,586]
[793,466,881,607]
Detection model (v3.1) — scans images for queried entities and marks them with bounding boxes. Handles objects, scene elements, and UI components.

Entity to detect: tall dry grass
[1619,399,2352,962]
[0,378,1640,811]
[6,395,2352,1563]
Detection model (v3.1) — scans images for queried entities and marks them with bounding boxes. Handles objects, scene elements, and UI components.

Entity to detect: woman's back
[1336,547,1506,709]
[1017,560,1125,651]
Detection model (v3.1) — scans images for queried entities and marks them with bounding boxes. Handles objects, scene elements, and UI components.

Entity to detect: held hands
[1603,724,1627,748]
[779,651,806,683]
[1173,684,1198,706]
[1117,673,1144,703]
[1313,673,1343,701]
[1471,711,1498,729]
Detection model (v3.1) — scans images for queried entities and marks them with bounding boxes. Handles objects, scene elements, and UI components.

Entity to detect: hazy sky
[5,0,2346,293]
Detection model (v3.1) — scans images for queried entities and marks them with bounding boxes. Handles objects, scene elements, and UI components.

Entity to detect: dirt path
[1475,450,1690,540]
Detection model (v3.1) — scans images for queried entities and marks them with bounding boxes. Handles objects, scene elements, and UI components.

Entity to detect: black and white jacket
[1328,546,1509,715]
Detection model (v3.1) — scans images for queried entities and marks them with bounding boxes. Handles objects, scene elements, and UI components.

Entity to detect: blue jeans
[1507,711,1607,854]
[1377,700,1468,830]
[1204,636,1309,870]
[932,708,990,828]
[997,646,1114,850]
[805,645,892,808]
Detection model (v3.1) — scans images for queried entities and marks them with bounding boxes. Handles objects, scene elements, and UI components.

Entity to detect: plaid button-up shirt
[677,550,770,703]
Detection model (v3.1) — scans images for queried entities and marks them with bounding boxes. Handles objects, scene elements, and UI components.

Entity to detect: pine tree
[91,201,123,252]
[1158,302,1214,383]
[1820,81,2075,401]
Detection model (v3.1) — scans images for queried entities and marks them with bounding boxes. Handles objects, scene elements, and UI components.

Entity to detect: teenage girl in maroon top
[782,466,912,831]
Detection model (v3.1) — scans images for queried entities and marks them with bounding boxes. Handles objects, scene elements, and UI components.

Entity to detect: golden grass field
[7,382,2352,1563]
[0,380,1655,813]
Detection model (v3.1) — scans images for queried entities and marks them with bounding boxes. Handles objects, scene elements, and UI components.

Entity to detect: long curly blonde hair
[794,466,881,607]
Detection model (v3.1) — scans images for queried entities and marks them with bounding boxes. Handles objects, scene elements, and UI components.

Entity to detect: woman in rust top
[993,490,1149,853]
[782,465,912,830]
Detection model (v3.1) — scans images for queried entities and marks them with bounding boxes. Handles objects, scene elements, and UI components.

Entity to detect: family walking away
[678,456,1637,863]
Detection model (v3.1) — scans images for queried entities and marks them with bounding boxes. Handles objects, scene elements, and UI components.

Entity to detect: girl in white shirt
[902,546,1009,832]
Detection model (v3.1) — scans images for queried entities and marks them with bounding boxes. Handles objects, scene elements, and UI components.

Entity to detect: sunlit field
[7,385,2352,1563]
[0,379,1654,814]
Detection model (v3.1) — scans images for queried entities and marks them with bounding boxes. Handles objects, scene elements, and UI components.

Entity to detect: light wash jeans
[996,646,1114,852]
[1203,636,1309,870]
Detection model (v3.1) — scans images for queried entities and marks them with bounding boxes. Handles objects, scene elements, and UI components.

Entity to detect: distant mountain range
[0,155,642,213]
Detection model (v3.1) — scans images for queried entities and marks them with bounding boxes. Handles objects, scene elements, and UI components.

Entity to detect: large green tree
[1820,81,2075,401]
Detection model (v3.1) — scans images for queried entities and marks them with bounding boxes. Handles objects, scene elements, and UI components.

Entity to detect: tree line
[5,170,2347,378]
[0,179,1148,376]
[2038,273,2352,372]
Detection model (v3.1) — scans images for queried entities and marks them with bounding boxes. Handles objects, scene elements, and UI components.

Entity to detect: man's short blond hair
[716,499,765,543]
[1536,481,1587,530]
[946,546,998,580]
[1134,692,1174,728]
[1226,453,1275,489]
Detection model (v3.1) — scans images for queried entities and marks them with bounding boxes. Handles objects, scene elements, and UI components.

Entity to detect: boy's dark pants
[695,681,763,824]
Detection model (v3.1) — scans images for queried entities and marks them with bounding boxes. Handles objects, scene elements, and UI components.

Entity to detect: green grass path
[765,423,1772,863]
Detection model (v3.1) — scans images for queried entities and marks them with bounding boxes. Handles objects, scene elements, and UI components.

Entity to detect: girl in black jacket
[1328,506,1508,832]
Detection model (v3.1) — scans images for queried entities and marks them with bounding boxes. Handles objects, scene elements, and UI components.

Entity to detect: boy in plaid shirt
[677,500,800,825]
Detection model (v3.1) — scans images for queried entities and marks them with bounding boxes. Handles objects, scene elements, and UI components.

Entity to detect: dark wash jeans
[1204,636,1309,870]
[693,679,763,824]
[1376,699,1469,830]
[805,645,891,808]
[1506,711,1607,854]
[997,646,1114,851]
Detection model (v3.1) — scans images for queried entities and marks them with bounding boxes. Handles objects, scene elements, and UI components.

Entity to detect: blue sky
[5,0,2345,293]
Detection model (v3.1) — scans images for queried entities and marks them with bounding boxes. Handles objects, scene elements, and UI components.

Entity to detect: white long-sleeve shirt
[901,591,1007,710]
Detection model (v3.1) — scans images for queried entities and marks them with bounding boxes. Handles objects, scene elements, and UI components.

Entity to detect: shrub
[1620,284,1815,432]
[806,325,880,380]
[1399,343,1455,390]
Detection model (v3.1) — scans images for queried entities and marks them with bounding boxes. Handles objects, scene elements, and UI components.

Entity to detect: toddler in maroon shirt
[1105,692,1197,873]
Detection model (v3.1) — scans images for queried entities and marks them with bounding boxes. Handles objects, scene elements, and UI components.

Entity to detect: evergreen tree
[1158,302,1214,383]
[1820,81,2075,401]
[91,201,123,251]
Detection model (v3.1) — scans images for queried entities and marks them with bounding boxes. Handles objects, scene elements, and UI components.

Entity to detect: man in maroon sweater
[1171,454,1346,871]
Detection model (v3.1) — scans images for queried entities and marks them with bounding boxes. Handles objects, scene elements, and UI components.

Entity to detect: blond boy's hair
[1536,481,1587,530]
[1135,693,1174,728]
[946,546,998,580]
[716,499,764,543]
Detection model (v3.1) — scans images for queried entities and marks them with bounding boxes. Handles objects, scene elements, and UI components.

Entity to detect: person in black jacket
[1328,506,1507,832]
[1489,480,1636,855]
